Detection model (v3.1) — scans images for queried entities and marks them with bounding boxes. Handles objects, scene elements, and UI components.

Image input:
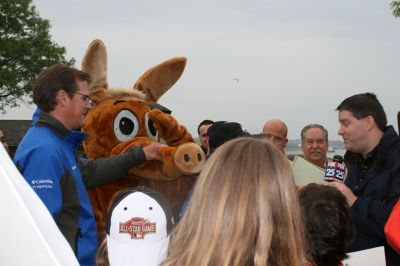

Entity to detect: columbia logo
[72,165,77,170]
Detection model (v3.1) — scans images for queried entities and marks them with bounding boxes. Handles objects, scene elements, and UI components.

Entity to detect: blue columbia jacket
[14,109,146,266]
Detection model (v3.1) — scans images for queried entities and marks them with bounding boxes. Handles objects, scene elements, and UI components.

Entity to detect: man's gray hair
[301,124,328,143]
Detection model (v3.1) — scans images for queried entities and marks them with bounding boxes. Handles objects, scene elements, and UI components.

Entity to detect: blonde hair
[162,137,305,266]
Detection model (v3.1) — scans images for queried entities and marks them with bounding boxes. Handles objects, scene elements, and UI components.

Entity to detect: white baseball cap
[105,186,174,266]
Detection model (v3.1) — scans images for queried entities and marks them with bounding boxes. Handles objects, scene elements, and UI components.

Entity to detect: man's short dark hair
[336,92,387,131]
[301,124,328,143]
[207,121,249,154]
[197,119,214,135]
[33,64,91,112]
[299,184,354,266]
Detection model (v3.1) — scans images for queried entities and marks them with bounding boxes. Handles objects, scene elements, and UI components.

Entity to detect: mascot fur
[81,39,205,239]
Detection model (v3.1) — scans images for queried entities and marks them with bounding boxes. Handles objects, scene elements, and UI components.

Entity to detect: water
[286,148,346,158]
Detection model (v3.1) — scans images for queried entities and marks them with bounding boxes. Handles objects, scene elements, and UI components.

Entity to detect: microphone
[324,155,347,183]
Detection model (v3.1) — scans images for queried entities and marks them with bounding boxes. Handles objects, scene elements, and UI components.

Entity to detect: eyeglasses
[73,91,94,105]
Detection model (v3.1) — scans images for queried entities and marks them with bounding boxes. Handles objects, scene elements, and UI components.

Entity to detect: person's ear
[300,141,305,149]
[364,115,375,131]
[56,90,70,106]
[204,136,209,147]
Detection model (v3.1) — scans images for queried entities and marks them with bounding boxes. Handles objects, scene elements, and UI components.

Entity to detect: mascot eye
[145,112,158,141]
[114,110,139,142]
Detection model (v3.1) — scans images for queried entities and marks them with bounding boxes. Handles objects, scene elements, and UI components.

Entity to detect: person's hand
[330,182,357,206]
[142,142,166,161]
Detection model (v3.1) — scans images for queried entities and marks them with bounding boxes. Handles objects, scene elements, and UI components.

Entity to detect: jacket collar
[33,108,86,148]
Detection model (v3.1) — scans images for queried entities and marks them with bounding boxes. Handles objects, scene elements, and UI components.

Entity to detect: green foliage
[392,1,400,17]
[0,0,74,111]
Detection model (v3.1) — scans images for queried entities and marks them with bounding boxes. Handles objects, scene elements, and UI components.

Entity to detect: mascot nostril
[197,153,202,162]
[184,154,190,162]
[81,39,205,240]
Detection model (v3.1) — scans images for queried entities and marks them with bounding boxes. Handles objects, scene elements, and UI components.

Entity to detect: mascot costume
[81,39,205,238]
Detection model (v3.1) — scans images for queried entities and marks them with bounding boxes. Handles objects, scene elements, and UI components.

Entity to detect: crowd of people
[2,63,400,266]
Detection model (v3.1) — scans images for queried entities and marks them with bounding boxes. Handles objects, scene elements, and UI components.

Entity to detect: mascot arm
[148,109,194,146]
[80,146,146,188]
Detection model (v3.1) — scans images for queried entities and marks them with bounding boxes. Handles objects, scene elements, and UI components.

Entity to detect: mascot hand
[148,109,193,146]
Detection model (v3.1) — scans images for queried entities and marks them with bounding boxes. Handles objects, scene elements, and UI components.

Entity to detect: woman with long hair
[162,137,305,266]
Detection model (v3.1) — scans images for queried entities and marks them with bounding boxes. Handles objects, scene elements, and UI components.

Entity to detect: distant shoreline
[286,148,346,157]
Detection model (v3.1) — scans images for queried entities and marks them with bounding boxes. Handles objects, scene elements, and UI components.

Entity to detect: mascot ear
[134,57,186,104]
[82,39,108,102]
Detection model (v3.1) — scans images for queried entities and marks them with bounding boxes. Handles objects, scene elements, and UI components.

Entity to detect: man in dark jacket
[14,64,165,266]
[331,92,400,266]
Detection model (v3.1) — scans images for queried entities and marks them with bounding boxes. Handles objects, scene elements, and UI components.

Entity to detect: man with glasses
[14,64,165,266]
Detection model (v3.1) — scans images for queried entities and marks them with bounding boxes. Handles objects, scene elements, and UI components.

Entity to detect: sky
[4,0,400,140]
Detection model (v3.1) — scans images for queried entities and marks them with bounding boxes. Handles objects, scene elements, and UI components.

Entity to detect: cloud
[5,0,400,141]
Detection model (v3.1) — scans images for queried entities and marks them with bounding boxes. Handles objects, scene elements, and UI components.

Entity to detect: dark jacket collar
[33,108,86,149]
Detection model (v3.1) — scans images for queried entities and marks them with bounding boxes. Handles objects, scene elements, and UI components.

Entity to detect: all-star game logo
[119,217,156,239]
